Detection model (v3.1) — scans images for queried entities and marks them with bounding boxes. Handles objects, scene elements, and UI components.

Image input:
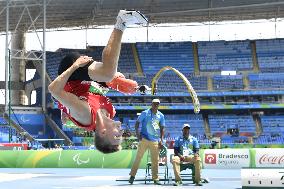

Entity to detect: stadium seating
[221,135,249,144]
[260,115,284,133]
[256,39,284,73]
[136,42,195,74]
[45,43,137,81]
[213,75,244,90]
[0,116,17,142]
[254,133,284,144]
[197,40,253,71]
[248,73,284,89]
[133,72,207,95]
[40,38,284,146]
[208,115,256,136]
[128,114,205,141]
[45,51,64,80]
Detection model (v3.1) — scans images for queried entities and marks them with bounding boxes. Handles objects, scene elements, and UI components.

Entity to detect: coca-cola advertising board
[255,148,284,167]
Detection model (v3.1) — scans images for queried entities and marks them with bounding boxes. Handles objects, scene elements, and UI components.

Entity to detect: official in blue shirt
[171,123,202,186]
[129,99,165,185]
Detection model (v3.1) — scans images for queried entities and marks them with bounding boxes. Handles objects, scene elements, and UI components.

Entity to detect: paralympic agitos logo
[259,154,284,165]
[73,153,90,165]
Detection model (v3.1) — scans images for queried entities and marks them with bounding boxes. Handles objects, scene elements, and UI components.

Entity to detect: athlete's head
[94,109,123,153]
[58,52,92,81]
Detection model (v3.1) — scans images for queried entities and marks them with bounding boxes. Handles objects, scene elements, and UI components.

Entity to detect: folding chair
[180,162,195,182]
[170,154,209,185]
[170,154,195,183]
[145,145,169,184]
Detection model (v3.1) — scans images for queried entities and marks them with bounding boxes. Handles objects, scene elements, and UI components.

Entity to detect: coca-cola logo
[259,154,284,165]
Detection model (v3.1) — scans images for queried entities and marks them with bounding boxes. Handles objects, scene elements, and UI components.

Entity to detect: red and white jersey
[57,80,116,131]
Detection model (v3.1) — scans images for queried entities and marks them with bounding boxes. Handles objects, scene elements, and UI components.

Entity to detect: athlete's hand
[73,56,94,68]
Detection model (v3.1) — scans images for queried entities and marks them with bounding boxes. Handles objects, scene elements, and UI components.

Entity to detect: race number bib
[152,120,160,130]
[183,149,190,156]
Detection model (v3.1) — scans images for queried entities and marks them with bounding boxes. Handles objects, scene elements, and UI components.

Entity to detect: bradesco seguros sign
[255,148,284,167]
[203,149,250,169]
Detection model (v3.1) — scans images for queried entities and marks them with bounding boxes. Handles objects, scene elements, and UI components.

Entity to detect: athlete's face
[96,109,123,146]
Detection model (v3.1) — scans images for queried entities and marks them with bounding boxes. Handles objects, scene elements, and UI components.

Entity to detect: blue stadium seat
[256,39,284,73]
[208,115,256,136]
[136,42,195,74]
[197,40,253,71]
[248,73,284,89]
[213,75,244,90]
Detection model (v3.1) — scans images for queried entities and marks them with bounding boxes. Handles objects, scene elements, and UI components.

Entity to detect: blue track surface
[0,168,241,189]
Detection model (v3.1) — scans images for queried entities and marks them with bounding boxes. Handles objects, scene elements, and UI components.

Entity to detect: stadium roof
[0,0,284,32]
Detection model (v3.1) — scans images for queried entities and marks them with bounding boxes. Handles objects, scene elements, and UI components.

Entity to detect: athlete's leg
[88,10,148,82]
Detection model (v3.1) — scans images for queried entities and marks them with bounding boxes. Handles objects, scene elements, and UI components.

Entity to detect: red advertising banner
[0,143,28,150]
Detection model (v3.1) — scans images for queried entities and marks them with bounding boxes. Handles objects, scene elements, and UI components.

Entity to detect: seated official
[171,124,202,186]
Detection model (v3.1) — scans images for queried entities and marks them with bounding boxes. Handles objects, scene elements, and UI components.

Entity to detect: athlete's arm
[49,56,93,97]
[48,56,93,125]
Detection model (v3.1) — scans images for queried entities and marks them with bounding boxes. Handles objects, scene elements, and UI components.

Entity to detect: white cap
[152,99,160,103]
[183,123,190,129]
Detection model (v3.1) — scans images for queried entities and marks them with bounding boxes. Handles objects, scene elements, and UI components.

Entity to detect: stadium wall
[0,148,283,168]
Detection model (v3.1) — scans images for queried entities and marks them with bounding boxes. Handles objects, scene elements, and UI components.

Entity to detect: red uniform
[58,80,116,131]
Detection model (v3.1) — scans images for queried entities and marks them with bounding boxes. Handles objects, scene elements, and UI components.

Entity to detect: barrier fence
[0,148,282,168]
